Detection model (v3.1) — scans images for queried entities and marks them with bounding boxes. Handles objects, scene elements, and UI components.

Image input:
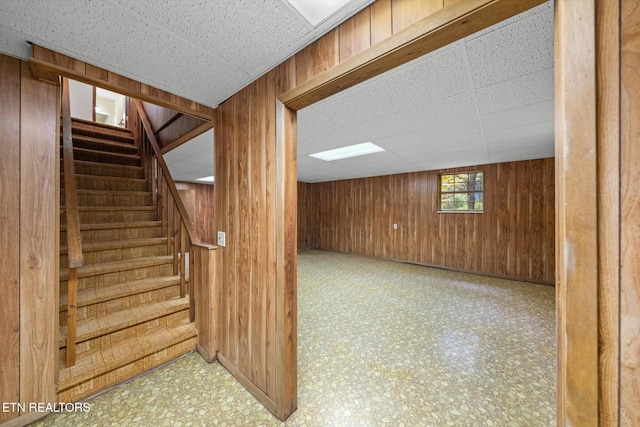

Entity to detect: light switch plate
[217,231,226,247]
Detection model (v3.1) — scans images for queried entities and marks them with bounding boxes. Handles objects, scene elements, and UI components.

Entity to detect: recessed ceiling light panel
[285,0,351,26]
[310,142,385,161]
[195,175,215,183]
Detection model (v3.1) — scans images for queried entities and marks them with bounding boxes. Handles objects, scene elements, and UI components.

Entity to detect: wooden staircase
[58,118,196,402]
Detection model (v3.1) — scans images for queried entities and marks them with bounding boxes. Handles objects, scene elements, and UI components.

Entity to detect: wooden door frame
[276,0,602,424]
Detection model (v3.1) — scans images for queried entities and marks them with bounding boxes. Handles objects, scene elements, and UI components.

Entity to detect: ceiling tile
[484,120,554,144]
[475,68,554,115]
[466,8,554,88]
[480,100,554,132]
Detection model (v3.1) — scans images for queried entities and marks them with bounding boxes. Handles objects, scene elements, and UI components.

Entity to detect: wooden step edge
[67,159,144,171]
[71,117,133,134]
[61,221,160,232]
[59,296,191,348]
[73,175,148,184]
[64,189,152,196]
[69,146,141,160]
[76,205,156,211]
[60,255,172,280]
[58,323,196,391]
[72,133,135,147]
[60,275,181,311]
[60,237,167,254]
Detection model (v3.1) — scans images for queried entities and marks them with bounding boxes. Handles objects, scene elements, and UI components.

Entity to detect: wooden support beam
[160,120,214,154]
[30,46,215,121]
[279,0,546,110]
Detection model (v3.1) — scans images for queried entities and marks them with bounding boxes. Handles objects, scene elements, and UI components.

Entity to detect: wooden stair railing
[61,77,83,368]
[132,99,200,322]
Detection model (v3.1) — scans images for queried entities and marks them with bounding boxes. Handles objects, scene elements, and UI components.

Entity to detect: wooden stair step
[59,296,190,348]
[68,175,149,192]
[59,275,181,311]
[70,134,138,154]
[60,255,172,281]
[71,118,133,143]
[67,159,145,178]
[61,189,154,207]
[62,146,141,167]
[66,188,152,197]
[60,236,166,255]
[78,205,157,212]
[58,322,196,391]
[61,220,160,232]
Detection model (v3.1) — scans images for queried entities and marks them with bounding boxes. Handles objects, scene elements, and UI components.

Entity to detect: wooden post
[66,268,77,367]
[555,0,599,424]
[180,221,187,298]
[193,244,219,362]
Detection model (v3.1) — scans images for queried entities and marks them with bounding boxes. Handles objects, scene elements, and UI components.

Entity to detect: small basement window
[439,171,484,212]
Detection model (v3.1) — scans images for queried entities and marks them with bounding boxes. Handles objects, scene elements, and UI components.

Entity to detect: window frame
[438,170,485,213]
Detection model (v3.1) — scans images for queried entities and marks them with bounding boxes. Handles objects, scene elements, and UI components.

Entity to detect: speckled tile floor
[33,250,555,426]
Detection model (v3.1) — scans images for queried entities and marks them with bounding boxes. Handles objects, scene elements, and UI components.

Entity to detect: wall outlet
[217,231,226,247]
[393,223,398,230]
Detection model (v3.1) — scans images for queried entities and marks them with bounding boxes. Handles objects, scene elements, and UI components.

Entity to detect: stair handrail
[62,77,84,268]
[61,77,82,368]
[132,99,200,245]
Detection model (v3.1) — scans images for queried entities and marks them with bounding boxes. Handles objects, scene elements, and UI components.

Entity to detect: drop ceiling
[0,0,373,108]
[297,1,554,183]
[0,0,554,185]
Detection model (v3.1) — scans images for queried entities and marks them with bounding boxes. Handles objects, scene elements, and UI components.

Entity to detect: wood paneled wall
[214,61,297,420]
[297,159,555,284]
[0,54,58,425]
[297,182,318,251]
[0,52,22,426]
[176,182,215,244]
[292,0,476,86]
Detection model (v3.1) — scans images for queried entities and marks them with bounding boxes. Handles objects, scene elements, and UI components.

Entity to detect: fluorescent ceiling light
[285,0,351,26]
[195,175,215,183]
[310,142,384,161]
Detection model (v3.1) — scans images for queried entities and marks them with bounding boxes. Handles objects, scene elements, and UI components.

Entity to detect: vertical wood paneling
[370,0,393,46]
[297,182,318,251]
[597,0,620,424]
[176,182,215,244]
[214,61,297,420]
[621,0,640,423]
[19,62,58,410]
[339,8,372,61]
[295,28,339,85]
[236,85,251,377]
[297,160,554,284]
[250,75,267,392]
[391,0,442,34]
[264,70,278,402]
[0,53,21,425]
